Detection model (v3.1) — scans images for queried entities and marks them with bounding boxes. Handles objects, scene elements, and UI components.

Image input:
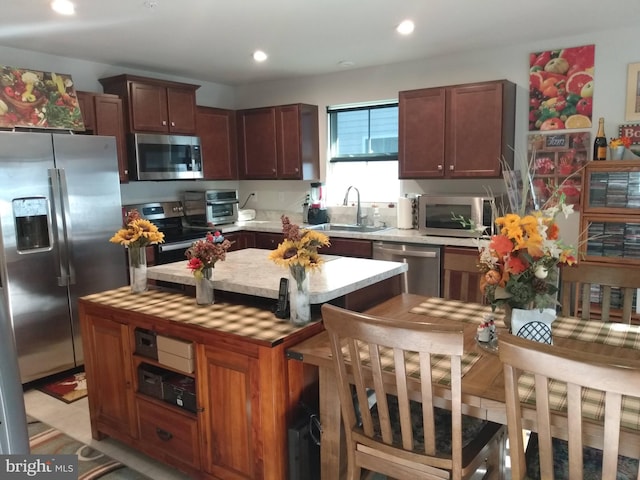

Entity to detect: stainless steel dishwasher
[372,241,441,297]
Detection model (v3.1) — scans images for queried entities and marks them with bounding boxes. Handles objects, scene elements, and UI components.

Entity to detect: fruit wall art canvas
[0,65,85,130]
[529,44,595,131]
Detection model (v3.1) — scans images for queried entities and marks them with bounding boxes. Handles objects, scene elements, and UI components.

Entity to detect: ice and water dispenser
[13,197,51,251]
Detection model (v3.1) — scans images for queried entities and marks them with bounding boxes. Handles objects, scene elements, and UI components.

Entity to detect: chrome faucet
[343,186,364,225]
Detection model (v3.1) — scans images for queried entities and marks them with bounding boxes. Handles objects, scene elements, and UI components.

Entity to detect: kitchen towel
[397,197,413,229]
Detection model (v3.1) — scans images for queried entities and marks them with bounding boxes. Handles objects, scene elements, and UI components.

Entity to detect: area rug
[37,370,88,404]
[28,416,151,479]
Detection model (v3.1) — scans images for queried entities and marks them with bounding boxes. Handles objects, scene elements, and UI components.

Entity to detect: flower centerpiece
[609,135,632,160]
[185,231,232,305]
[110,209,165,293]
[268,215,330,325]
[475,148,580,331]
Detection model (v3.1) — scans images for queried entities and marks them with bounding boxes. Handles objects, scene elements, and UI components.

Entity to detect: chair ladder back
[443,250,483,303]
[499,334,640,480]
[322,303,498,480]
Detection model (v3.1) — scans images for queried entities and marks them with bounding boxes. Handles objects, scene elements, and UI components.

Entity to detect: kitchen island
[79,251,407,479]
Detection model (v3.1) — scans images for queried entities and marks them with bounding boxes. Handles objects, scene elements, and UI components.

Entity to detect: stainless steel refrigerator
[0,131,128,384]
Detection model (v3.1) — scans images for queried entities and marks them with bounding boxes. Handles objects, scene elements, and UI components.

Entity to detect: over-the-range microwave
[129,133,203,181]
[416,194,505,237]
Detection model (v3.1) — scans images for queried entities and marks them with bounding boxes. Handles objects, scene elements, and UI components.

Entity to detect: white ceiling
[2,0,640,86]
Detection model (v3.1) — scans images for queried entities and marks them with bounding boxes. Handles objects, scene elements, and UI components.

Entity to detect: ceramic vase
[195,268,214,305]
[128,245,147,294]
[289,265,311,326]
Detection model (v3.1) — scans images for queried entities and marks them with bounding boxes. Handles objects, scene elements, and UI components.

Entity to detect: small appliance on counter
[182,189,239,227]
[306,182,328,225]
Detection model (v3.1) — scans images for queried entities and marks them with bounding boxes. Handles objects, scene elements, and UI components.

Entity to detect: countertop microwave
[416,194,504,237]
[129,133,203,181]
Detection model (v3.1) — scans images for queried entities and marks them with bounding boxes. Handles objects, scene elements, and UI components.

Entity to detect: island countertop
[147,248,408,304]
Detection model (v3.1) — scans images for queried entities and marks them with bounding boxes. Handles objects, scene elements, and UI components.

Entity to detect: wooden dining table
[286,293,640,480]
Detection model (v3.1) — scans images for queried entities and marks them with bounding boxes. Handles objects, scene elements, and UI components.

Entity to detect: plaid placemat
[410,297,640,430]
[82,287,312,345]
[410,297,640,349]
[343,343,481,387]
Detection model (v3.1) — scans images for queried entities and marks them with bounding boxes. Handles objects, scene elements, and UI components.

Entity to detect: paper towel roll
[397,197,413,229]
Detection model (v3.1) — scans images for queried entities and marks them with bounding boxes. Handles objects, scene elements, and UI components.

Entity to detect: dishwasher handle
[374,246,438,258]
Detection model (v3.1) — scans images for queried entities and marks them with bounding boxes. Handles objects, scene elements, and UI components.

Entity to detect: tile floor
[23,388,188,479]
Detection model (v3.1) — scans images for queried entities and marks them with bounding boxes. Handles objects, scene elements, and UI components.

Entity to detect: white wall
[234,25,639,211]
[2,25,638,217]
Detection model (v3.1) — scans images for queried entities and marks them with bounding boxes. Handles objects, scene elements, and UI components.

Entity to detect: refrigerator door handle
[49,168,76,286]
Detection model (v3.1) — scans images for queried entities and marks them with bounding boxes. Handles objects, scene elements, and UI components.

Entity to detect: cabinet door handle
[156,428,173,441]
[171,121,176,127]
[449,165,454,171]
[162,120,167,126]
[437,164,443,170]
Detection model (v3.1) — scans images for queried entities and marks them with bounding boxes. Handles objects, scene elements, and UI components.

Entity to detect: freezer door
[0,132,76,383]
[52,134,127,367]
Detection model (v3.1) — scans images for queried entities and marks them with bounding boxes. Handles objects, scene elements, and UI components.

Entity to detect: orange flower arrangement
[609,136,632,148]
[478,202,576,310]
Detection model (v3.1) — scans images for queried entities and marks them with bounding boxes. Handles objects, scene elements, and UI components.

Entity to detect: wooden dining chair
[443,247,485,303]
[560,263,640,323]
[321,303,505,480]
[499,334,640,480]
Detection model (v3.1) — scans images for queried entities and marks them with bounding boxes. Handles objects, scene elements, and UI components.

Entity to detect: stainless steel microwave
[129,133,203,181]
[416,194,504,237]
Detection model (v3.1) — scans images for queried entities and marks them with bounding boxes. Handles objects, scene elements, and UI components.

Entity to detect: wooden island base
[80,276,401,479]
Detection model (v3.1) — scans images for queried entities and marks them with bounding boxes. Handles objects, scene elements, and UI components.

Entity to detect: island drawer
[136,397,201,470]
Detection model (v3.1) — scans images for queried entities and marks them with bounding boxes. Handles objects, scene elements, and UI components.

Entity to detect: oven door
[156,239,195,264]
[131,134,203,181]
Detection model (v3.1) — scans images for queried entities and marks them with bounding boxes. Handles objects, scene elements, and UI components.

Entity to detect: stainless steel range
[123,201,212,265]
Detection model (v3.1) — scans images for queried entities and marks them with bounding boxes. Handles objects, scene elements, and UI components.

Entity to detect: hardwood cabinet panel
[254,232,282,250]
[323,237,372,258]
[199,346,259,479]
[225,231,255,251]
[136,397,201,470]
[238,103,319,180]
[100,74,199,135]
[196,106,237,180]
[80,312,136,441]
[76,91,128,182]
[399,80,515,179]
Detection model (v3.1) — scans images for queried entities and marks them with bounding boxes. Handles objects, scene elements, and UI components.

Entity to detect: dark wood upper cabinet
[399,80,515,179]
[99,74,199,135]
[237,103,319,180]
[196,106,238,180]
[76,90,128,183]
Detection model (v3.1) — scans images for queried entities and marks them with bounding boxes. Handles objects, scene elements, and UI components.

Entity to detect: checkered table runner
[343,343,480,387]
[410,297,640,431]
[82,286,313,345]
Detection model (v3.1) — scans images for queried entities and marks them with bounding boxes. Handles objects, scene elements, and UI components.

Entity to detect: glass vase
[195,268,214,305]
[128,245,147,294]
[289,266,311,326]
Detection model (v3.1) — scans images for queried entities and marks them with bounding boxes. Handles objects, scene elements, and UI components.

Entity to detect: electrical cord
[240,192,255,209]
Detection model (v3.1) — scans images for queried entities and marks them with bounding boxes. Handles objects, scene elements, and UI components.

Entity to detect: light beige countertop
[222,220,479,248]
[147,248,408,304]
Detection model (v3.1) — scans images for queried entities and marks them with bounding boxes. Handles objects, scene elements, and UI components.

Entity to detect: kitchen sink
[307,223,390,233]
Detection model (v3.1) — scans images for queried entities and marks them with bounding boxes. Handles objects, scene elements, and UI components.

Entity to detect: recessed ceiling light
[396,20,415,35]
[338,60,355,68]
[253,50,268,62]
[51,0,75,15]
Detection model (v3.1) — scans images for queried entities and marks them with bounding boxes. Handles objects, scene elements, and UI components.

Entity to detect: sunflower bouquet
[110,209,165,267]
[268,215,330,290]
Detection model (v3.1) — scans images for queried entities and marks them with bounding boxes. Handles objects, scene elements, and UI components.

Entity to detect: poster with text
[528,44,595,131]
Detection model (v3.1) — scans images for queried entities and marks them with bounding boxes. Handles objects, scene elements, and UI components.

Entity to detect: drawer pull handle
[156,428,173,441]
